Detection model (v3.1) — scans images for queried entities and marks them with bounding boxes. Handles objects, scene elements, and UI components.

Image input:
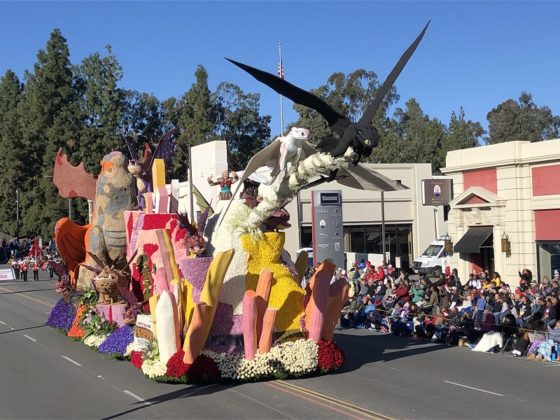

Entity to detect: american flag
[277,59,284,79]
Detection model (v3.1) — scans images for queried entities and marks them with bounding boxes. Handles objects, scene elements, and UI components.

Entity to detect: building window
[536,241,560,280]
[300,224,413,270]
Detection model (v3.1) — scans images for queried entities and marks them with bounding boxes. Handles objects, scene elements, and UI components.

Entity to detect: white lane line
[123,390,152,405]
[0,321,6,325]
[61,355,82,367]
[444,380,504,397]
[23,334,37,342]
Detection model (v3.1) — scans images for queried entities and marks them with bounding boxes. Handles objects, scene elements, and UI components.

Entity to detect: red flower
[186,354,221,384]
[130,351,144,369]
[166,350,189,378]
[317,340,345,373]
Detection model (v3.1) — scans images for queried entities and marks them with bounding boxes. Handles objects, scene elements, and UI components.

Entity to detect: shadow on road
[0,324,47,335]
[101,382,237,420]
[333,329,448,374]
[0,287,54,296]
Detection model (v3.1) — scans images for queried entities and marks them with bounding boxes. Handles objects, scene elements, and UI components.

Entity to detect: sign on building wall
[421,178,453,206]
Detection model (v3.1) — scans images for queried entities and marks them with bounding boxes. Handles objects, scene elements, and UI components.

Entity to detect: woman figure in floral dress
[207,170,239,200]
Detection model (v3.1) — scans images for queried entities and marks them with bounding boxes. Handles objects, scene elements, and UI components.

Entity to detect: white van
[413,238,450,277]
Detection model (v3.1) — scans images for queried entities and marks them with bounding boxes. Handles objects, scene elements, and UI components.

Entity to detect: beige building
[441,139,560,285]
[282,163,445,271]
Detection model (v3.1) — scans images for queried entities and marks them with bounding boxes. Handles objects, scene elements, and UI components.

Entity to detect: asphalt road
[1,266,558,419]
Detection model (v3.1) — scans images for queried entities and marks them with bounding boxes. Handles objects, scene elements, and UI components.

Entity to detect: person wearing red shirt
[32,260,39,281]
[395,281,410,304]
[20,259,28,282]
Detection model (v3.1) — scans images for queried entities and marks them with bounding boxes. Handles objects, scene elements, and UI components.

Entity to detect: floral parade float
[46,23,429,383]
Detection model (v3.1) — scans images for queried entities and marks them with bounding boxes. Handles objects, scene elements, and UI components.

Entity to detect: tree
[431,108,485,168]
[213,82,271,170]
[18,29,82,238]
[0,70,24,235]
[172,65,217,179]
[375,98,447,172]
[486,92,560,144]
[75,46,126,175]
[290,69,399,146]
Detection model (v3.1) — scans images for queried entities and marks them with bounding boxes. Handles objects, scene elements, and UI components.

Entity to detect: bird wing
[358,21,430,128]
[301,139,316,159]
[226,58,346,127]
[218,138,282,227]
[336,164,409,191]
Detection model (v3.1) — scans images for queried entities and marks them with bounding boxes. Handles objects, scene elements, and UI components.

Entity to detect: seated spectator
[394,280,410,304]
[341,295,368,327]
[467,273,482,290]
[548,319,560,342]
[449,269,461,290]
[491,272,502,288]
[410,278,426,305]
[492,293,509,325]
[482,278,494,291]
[382,279,396,308]
[548,280,559,297]
[545,294,560,327]
[480,304,496,333]
[438,285,450,309]
[498,313,519,352]
[448,286,462,310]
[513,312,547,357]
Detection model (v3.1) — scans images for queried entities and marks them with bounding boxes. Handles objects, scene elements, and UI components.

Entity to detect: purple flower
[46,298,77,333]
[98,325,134,357]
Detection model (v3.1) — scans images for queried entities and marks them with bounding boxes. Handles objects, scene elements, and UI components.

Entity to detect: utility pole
[188,141,194,221]
[15,188,19,238]
[381,191,386,265]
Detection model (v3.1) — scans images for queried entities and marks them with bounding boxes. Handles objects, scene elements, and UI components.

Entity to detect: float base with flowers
[47,137,351,384]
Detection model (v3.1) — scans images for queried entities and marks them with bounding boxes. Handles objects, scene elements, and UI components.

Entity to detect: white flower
[124,341,144,358]
[141,358,167,379]
[201,339,319,381]
[83,333,108,348]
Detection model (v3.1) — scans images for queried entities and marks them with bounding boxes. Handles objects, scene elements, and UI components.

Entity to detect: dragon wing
[226,58,347,128]
[145,128,179,173]
[53,149,97,201]
[218,138,282,227]
[192,184,215,216]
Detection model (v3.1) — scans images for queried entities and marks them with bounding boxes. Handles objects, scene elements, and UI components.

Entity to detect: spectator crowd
[7,237,61,282]
[337,261,560,362]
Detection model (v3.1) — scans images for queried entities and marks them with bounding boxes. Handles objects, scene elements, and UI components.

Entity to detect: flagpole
[278,43,302,249]
[278,42,284,136]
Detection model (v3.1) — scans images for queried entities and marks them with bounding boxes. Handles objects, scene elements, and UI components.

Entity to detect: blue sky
[1,1,559,139]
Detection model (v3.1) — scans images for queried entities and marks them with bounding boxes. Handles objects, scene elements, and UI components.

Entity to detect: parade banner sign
[0,269,15,280]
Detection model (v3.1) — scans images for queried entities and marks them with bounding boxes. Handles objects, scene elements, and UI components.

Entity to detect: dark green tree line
[1,28,559,240]
[0,29,271,238]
